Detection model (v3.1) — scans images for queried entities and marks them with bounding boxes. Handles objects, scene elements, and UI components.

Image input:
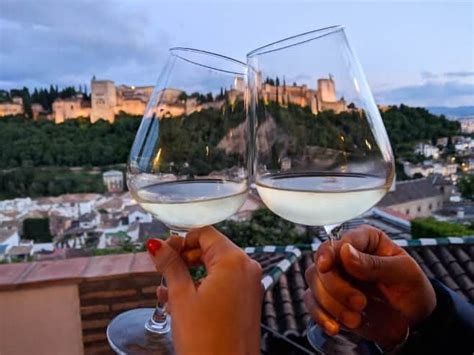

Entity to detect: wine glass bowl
[247,25,394,229]
[127,47,249,233]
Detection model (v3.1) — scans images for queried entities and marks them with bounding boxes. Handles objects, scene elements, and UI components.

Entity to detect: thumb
[147,238,195,300]
[340,243,410,284]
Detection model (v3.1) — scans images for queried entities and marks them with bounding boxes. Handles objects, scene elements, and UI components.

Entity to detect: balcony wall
[0,252,160,355]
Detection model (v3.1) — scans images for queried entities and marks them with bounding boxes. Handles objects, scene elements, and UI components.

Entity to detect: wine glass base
[107,308,175,355]
[306,320,382,355]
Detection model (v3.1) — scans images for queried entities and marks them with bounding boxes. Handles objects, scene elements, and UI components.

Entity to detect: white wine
[256,173,388,226]
[133,179,248,230]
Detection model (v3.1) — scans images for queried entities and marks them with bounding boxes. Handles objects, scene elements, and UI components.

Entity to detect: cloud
[0,0,170,89]
[420,71,439,80]
[375,80,474,107]
[444,71,474,78]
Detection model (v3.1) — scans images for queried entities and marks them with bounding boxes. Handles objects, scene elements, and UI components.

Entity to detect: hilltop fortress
[0,76,346,123]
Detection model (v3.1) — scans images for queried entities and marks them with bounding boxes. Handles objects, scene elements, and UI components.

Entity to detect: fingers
[318,268,367,312]
[181,248,202,266]
[146,238,195,300]
[305,264,362,329]
[315,242,336,273]
[184,226,243,269]
[340,243,415,284]
[304,289,340,336]
[339,225,405,257]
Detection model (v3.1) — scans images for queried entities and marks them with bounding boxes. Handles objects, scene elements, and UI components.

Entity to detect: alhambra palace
[0,76,346,123]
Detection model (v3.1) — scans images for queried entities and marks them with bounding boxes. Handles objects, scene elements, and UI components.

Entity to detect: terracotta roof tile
[378,178,442,207]
[260,242,474,351]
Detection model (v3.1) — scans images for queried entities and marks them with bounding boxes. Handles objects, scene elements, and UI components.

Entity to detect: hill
[427,106,474,118]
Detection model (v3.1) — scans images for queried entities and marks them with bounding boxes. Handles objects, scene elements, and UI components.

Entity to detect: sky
[0,0,473,107]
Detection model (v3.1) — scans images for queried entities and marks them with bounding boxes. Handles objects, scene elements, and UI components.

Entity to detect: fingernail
[349,293,367,311]
[147,238,162,256]
[347,244,360,263]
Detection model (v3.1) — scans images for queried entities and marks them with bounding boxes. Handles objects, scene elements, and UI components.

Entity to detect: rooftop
[0,228,17,243]
[378,177,442,207]
[6,245,32,256]
[0,236,472,354]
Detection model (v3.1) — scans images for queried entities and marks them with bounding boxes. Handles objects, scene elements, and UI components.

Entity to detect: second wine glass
[247,26,398,354]
[107,48,249,354]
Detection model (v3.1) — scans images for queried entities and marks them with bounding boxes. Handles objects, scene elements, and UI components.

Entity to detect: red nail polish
[147,238,162,256]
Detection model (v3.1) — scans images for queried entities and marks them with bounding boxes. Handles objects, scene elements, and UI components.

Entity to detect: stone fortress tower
[90,78,117,123]
[317,76,337,102]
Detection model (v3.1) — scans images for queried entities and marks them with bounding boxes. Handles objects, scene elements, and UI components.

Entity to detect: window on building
[406,209,410,215]
[429,203,433,210]
[417,206,421,212]
[70,105,74,110]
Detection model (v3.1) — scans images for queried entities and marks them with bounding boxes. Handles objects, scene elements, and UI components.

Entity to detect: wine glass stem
[327,224,343,246]
[145,277,171,334]
[144,229,188,334]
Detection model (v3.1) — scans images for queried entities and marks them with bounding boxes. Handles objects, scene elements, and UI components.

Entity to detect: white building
[0,198,33,213]
[36,194,100,219]
[103,170,124,193]
[414,143,440,159]
[403,162,433,178]
[433,163,458,177]
[0,228,20,260]
[454,137,474,153]
[32,243,55,254]
[459,118,474,134]
[123,205,152,225]
[78,212,101,229]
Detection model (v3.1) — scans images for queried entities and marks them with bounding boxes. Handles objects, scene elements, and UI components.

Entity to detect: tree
[411,217,474,238]
[458,175,474,200]
[217,209,311,247]
[23,218,53,242]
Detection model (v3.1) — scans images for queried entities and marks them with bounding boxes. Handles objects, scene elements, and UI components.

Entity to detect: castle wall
[0,102,24,117]
[53,99,91,124]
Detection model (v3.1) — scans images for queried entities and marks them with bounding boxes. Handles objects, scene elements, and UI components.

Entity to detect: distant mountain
[427,106,474,118]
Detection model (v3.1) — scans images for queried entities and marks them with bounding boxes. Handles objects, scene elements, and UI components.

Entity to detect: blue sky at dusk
[0,0,472,107]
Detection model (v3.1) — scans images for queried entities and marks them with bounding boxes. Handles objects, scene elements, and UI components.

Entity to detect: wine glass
[107,48,249,354]
[247,26,398,353]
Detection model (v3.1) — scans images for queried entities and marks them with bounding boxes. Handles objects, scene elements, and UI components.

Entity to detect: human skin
[147,227,262,355]
[304,225,436,348]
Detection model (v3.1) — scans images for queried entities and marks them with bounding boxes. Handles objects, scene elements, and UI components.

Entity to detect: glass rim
[246,25,345,58]
[169,47,246,76]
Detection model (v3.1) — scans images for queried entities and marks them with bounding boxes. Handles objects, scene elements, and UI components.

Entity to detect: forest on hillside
[0,104,462,199]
